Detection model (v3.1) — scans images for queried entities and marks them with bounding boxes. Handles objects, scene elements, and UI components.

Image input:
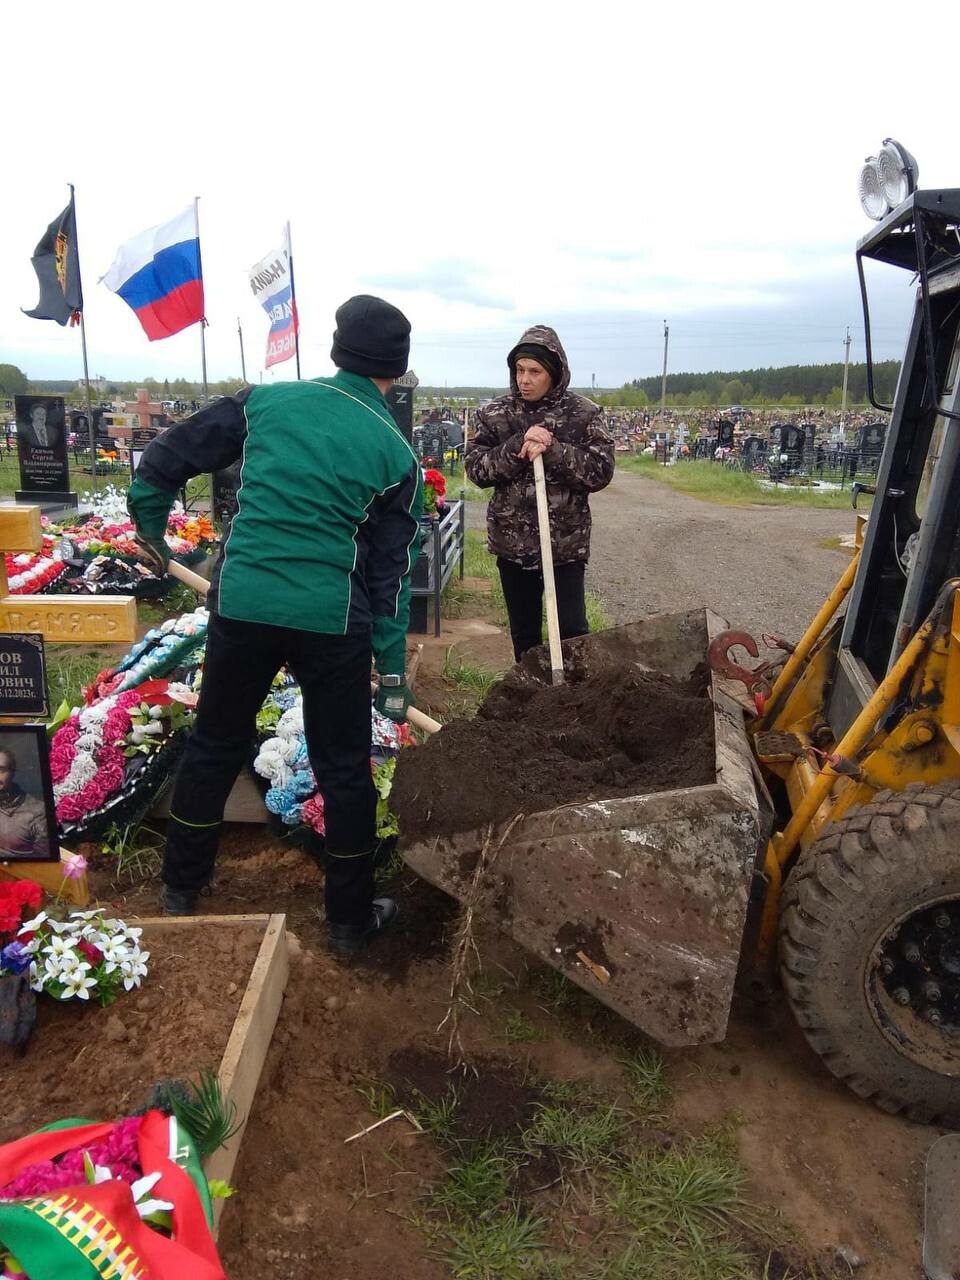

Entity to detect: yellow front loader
[404,171,960,1124]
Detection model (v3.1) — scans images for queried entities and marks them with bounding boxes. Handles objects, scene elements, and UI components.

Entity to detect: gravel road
[467,469,857,642]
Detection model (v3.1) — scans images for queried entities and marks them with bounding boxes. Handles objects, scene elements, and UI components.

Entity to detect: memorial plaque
[387,370,419,445]
[132,427,156,449]
[14,395,71,502]
[0,633,48,718]
[0,597,137,644]
[212,461,241,527]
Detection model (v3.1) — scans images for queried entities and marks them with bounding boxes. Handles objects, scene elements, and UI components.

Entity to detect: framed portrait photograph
[0,724,59,862]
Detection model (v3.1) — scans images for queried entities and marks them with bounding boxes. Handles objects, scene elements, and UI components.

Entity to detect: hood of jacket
[507,325,571,402]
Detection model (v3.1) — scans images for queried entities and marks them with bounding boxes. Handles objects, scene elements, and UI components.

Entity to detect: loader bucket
[402,608,764,1047]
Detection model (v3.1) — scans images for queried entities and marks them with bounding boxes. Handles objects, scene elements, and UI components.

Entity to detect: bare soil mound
[392,666,714,841]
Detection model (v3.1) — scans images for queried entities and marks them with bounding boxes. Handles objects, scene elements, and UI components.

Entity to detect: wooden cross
[0,503,138,906]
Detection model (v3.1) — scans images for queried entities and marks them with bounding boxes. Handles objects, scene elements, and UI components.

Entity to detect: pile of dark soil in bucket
[392,664,714,841]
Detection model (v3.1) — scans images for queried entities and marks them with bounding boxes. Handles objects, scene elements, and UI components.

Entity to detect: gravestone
[0,634,48,719]
[387,370,418,445]
[14,395,74,507]
[0,504,137,904]
[212,461,241,529]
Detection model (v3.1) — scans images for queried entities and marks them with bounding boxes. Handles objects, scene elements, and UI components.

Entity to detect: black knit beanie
[508,342,562,387]
[331,295,411,378]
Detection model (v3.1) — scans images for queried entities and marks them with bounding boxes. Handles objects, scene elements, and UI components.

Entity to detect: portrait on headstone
[14,394,70,499]
[0,724,58,861]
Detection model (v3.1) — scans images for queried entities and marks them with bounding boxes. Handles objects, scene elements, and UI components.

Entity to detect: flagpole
[78,313,96,478]
[194,197,209,399]
[237,317,247,383]
[70,185,97,484]
[286,220,301,380]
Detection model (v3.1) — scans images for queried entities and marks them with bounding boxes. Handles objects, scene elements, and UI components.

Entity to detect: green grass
[462,530,608,635]
[99,819,164,883]
[532,967,585,1012]
[621,1048,670,1118]
[389,1043,808,1280]
[502,1009,544,1045]
[44,647,110,717]
[616,454,868,510]
[603,1130,763,1279]
[137,581,204,627]
[432,1143,514,1218]
[0,449,134,499]
[443,647,502,698]
[354,1078,399,1120]
[523,1102,627,1171]
[439,1207,547,1280]
[444,462,486,502]
[414,1088,461,1141]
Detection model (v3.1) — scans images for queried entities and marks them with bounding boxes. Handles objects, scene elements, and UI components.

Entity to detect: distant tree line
[5,358,900,410]
[22,373,246,401]
[610,360,901,409]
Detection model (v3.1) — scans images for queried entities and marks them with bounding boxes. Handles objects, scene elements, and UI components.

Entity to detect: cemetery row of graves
[0,382,440,1279]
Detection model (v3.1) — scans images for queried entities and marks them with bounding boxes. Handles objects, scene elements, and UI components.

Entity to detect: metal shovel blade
[923,1134,960,1279]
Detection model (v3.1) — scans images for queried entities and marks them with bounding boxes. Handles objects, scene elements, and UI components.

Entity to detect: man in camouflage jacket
[465,325,614,660]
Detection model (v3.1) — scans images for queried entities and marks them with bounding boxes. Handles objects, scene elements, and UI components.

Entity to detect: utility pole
[659,320,670,429]
[839,326,851,442]
[237,317,247,383]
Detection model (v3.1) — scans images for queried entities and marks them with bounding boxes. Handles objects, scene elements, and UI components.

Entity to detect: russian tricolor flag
[101,205,204,341]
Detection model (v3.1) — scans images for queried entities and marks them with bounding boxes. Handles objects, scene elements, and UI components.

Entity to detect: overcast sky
[3,0,954,389]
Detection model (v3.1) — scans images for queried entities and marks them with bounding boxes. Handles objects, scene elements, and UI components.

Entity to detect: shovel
[533,453,565,685]
[165,560,441,734]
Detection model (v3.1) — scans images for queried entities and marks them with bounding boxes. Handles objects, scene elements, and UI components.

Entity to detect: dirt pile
[392,666,715,841]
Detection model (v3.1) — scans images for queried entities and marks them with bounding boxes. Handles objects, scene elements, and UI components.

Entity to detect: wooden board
[0,595,138,644]
[0,504,43,554]
[152,766,269,824]
[0,847,89,905]
[134,912,289,1236]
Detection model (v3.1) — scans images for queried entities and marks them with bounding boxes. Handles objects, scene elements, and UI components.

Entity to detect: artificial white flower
[119,957,148,990]
[28,961,43,993]
[48,917,82,934]
[98,937,131,972]
[19,912,48,934]
[59,968,97,1000]
[44,934,75,959]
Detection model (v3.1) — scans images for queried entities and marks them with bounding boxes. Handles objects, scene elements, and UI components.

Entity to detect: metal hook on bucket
[708,630,777,714]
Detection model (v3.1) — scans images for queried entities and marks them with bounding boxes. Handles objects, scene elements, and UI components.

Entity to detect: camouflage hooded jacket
[465,326,614,567]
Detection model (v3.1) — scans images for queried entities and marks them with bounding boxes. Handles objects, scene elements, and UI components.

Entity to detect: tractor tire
[780,779,960,1125]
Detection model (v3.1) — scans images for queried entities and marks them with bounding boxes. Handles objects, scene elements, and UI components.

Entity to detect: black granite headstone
[212,461,241,528]
[14,395,72,504]
[0,634,48,719]
[386,370,419,445]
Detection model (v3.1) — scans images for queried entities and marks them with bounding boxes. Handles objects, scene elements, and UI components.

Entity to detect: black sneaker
[327,898,397,957]
[159,885,199,916]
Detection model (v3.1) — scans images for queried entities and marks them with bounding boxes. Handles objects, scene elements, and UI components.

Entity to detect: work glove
[374,678,414,724]
[133,531,171,578]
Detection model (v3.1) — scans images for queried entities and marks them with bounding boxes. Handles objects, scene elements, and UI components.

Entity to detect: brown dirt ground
[56,489,939,1279]
[0,921,260,1144]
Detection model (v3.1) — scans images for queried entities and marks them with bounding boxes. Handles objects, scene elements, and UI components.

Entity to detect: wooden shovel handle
[406,705,442,735]
[532,453,565,685]
[166,559,210,595]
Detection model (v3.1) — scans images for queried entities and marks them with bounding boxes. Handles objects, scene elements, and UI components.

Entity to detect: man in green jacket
[127,295,422,955]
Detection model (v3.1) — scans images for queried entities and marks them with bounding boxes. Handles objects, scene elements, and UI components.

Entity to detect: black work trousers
[496,557,589,662]
[163,612,377,927]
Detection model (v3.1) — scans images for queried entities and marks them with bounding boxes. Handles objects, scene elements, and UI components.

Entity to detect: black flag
[23,190,83,325]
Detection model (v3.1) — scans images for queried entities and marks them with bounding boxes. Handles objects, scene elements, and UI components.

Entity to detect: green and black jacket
[127,372,423,676]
